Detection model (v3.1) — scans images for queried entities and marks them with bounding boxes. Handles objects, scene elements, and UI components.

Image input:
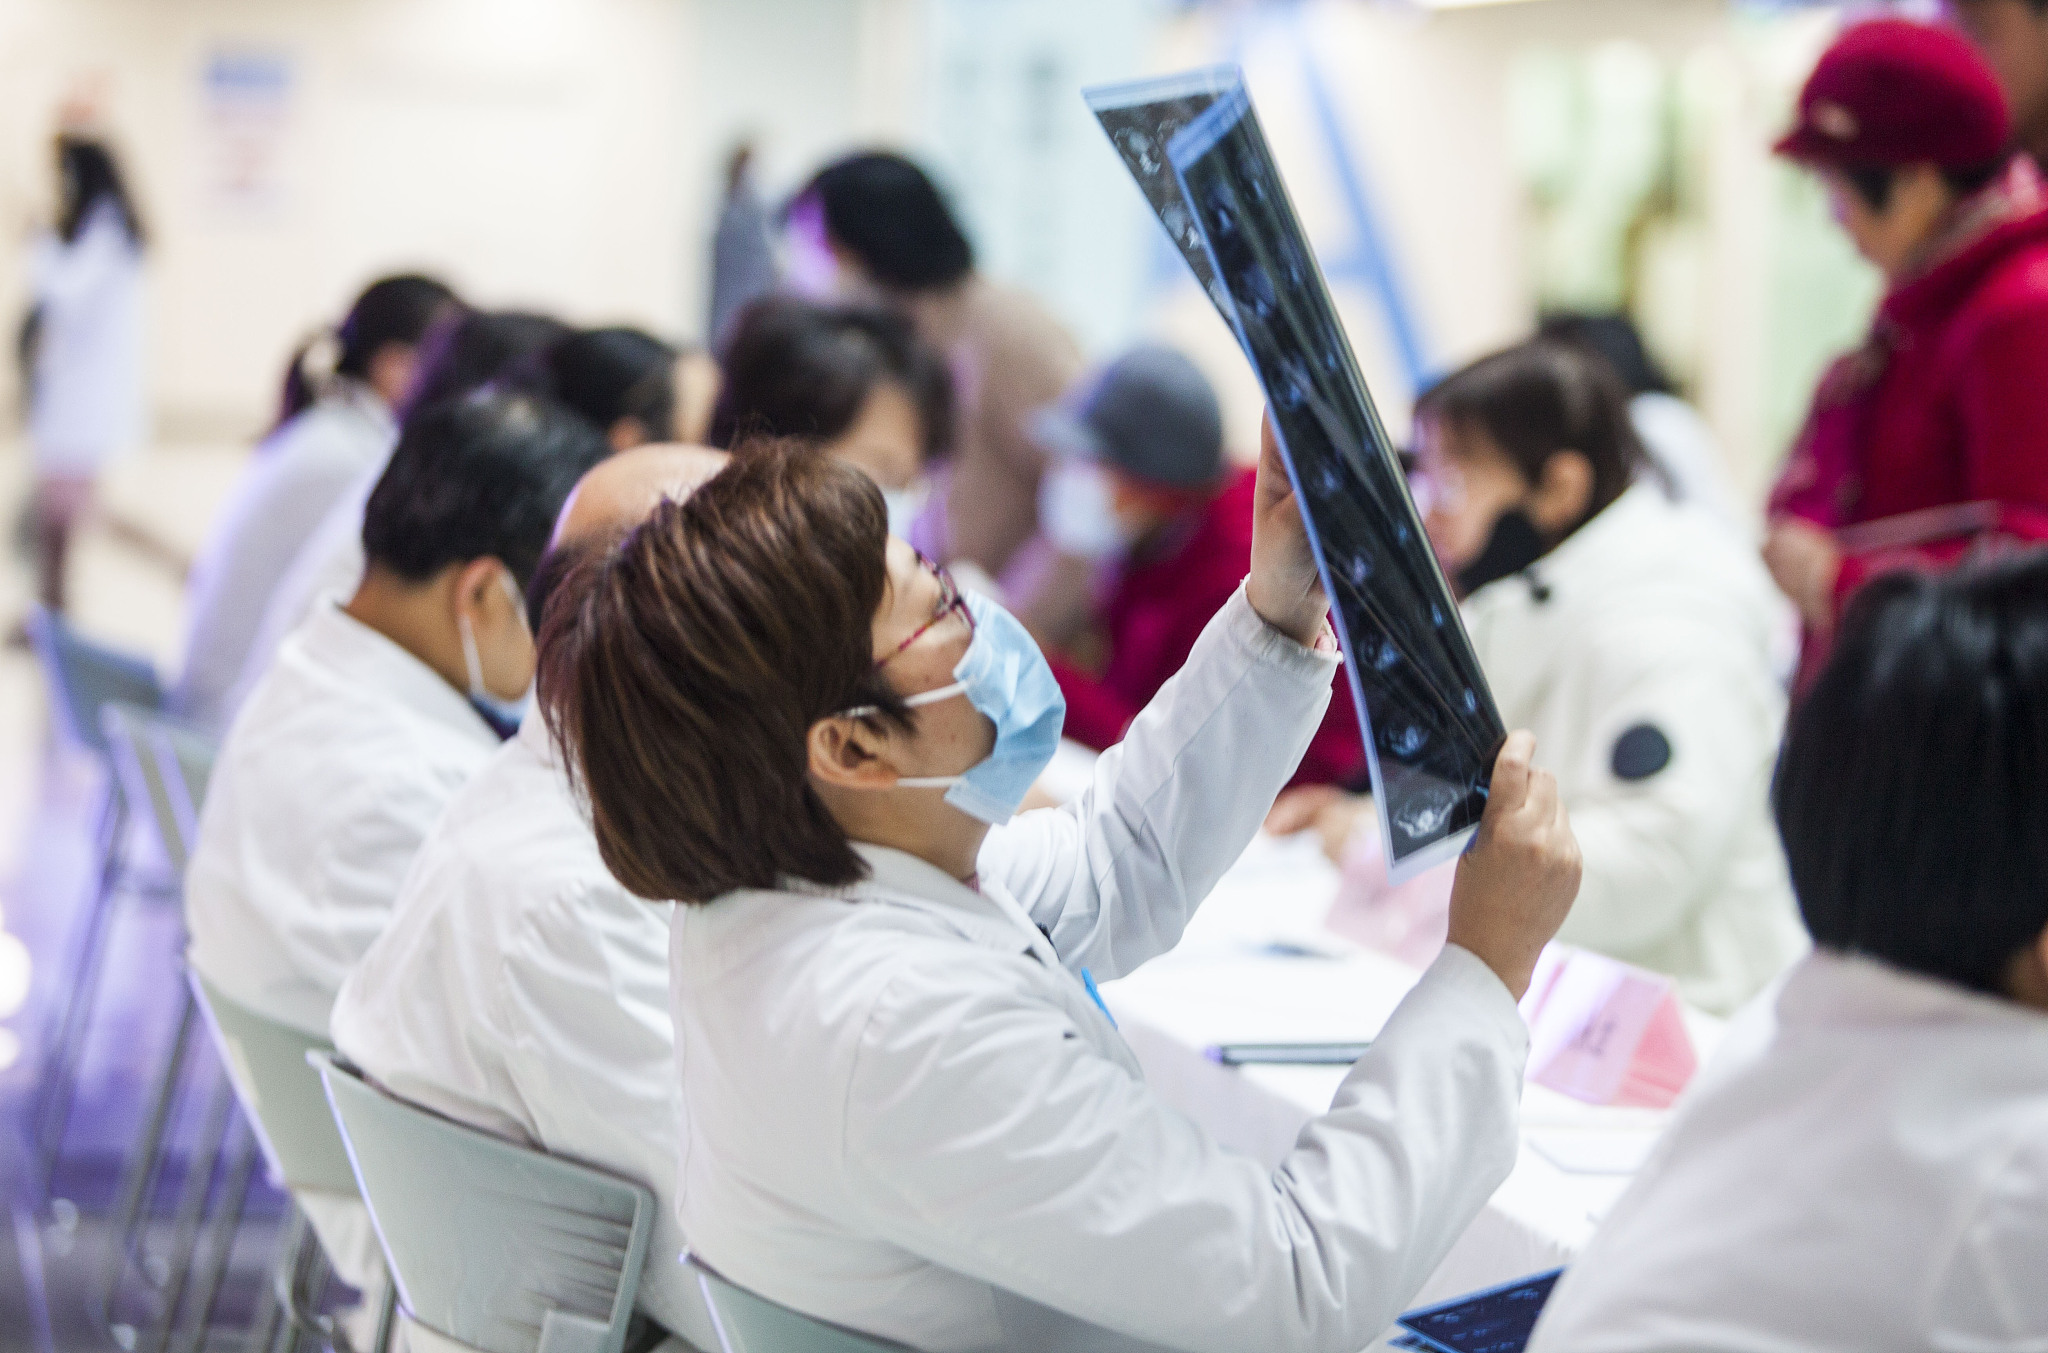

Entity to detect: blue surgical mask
[459,570,534,742]
[884,592,1067,824]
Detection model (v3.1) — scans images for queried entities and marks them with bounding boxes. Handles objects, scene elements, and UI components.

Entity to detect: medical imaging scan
[1087,68,1505,877]
[1397,1268,1562,1353]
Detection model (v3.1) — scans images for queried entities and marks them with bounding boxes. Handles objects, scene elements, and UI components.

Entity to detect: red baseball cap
[1775,19,2011,170]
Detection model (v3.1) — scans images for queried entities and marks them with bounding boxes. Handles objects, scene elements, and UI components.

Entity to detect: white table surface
[1098,830,1725,1350]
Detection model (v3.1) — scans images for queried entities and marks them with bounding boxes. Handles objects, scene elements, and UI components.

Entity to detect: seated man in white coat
[185,390,608,1297]
[1529,553,2048,1352]
[331,443,728,1353]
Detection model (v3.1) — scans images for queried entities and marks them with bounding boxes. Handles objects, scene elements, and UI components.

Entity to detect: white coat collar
[847,843,1051,960]
[1777,949,2048,1036]
[297,598,496,748]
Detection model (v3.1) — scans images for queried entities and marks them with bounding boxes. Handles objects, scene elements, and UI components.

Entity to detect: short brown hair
[537,439,908,902]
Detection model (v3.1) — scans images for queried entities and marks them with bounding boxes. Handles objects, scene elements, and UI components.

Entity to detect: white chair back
[311,1051,654,1353]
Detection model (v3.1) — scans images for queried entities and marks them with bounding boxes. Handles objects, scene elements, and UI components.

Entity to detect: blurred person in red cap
[1010,345,1365,788]
[1766,17,2048,686]
[1947,0,2048,169]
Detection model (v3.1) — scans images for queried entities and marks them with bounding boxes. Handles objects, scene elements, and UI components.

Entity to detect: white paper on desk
[1525,1129,1659,1177]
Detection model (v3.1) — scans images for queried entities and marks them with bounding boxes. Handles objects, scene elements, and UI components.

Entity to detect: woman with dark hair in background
[785,151,1080,575]
[223,309,571,713]
[540,325,680,451]
[24,133,147,614]
[1272,340,1803,1014]
[709,294,952,537]
[176,274,459,730]
[1536,311,1744,532]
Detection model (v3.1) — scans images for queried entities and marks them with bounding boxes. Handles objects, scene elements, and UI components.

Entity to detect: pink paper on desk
[1518,946,1696,1109]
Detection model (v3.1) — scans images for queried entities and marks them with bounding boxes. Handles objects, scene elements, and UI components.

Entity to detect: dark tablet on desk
[1086,68,1505,879]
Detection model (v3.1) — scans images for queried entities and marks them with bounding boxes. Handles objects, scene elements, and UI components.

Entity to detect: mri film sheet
[1095,71,1504,877]
[1084,68,1238,321]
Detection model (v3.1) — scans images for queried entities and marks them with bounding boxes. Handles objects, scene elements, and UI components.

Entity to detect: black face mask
[1456,508,1548,597]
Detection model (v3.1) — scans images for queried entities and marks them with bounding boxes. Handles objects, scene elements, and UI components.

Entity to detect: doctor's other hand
[1245,411,1330,648]
[1446,731,1580,1001]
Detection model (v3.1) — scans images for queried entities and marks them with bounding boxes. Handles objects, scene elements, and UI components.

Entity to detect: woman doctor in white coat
[539,430,1582,1353]
[24,133,146,614]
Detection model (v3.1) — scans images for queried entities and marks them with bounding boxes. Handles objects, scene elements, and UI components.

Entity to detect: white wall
[0,0,700,437]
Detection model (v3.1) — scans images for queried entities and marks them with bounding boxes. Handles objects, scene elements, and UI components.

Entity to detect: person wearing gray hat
[1013,345,1364,785]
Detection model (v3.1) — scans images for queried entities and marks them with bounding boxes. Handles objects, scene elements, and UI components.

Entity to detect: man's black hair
[1775,550,2048,996]
[362,391,611,592]
[796,152,974,291]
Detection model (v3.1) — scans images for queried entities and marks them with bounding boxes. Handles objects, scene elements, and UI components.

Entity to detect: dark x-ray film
[1395,1267,1562,1353]
[1086,68,1505,878]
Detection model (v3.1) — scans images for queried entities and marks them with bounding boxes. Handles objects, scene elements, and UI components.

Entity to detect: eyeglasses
[877,549,975,669]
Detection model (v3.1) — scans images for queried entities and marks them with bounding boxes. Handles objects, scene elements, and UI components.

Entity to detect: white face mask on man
[458,568,533,740]
[1038,460,1135,562]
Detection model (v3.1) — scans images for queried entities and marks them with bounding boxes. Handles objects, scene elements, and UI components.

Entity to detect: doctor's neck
[817,782,990,884]
[344,562,480,695]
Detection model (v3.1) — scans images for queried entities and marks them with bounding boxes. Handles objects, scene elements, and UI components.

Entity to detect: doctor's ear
[807,715,902,790]
[450,557,504,620]
[1529,450,1594,535]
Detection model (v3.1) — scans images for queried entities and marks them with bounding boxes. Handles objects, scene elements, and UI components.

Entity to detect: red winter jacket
[1771,159,2048,614]
[1049,468,1366,787]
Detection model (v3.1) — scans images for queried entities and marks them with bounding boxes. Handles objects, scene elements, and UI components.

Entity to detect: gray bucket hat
[1031,345,1224,490]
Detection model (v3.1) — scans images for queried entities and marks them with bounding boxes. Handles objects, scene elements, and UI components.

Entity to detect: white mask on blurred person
[1039,461,1134,562]
[883,477,932,539]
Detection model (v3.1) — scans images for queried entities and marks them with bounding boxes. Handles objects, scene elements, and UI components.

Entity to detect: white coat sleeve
[838,943,1529,1353]
[1550,613,1782,959]
[977,583,1339,980]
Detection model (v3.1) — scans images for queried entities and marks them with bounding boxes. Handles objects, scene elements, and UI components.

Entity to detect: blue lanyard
[1080,968,1118,1031]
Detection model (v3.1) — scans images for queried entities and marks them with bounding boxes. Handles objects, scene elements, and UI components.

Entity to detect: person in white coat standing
[175,274,457,731]
[1528,552,2048,1352]
[1276,341,1805,1015]
[538,430,1583,1353]
[331,441,730,1353]
[25,133,146,613]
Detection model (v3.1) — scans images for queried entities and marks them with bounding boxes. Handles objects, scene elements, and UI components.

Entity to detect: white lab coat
[1528,950,2048,1351]
[28,202,145,474]
[330,714,715,1352]
[185,598,496,1293]
[176,381,396,732]
[186,599,499,1037]
[671,587,1531,1353]
[1461,484,1807,1015]
[224,459,381,710]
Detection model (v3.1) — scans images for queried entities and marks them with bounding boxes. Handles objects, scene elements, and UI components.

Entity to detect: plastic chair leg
[32,779,132,1191]
[169,1118,258,1353]
[365,1276,397,1353]
[144,1072,237,1353]
[94,987,201,1330]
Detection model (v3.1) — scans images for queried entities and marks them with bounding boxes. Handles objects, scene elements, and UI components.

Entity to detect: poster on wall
[199,49,296,219]
[1087,68,1505,879]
